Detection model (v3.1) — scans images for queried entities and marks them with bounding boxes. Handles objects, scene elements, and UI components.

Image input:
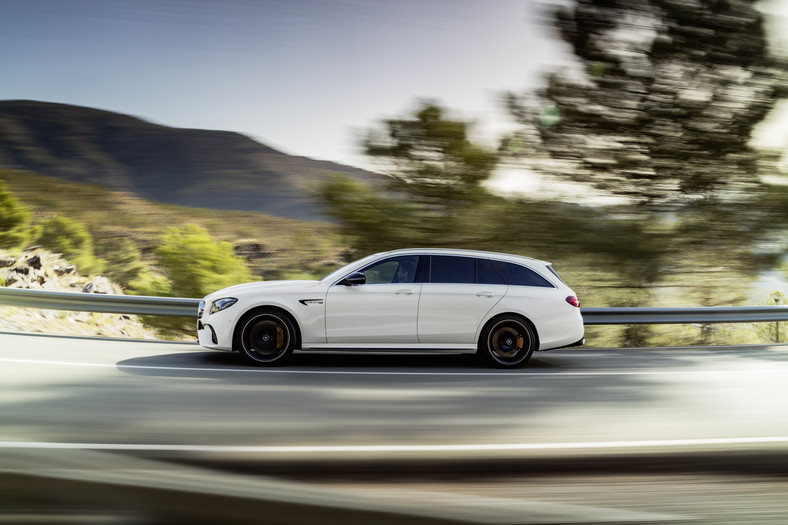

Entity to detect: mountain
[0,100,383,221]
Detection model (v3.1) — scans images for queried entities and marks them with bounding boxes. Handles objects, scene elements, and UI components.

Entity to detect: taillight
[566,296,580,307]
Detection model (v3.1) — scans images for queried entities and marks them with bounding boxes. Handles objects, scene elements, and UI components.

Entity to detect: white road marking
[0,356,784,377]
[0,437,786,453]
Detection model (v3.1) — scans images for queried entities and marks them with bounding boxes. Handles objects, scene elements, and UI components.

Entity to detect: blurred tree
[323,102,499,254]
[501,0,788,346]
[365,102,497,209]
[37,215,106,275]
[755,291,787,343]
[134,224,256,335]
[505,0,788,203]
[0,180,39,250]
[323,101,669,300]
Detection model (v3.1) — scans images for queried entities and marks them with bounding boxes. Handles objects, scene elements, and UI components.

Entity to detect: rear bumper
[551,337,585,350]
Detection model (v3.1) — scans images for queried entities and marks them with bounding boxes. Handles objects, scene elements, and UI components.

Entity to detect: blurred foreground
[3,447,788,524]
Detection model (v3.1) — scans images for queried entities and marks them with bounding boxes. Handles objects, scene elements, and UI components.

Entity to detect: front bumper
[197,306,237,351]
[197,320,218,346]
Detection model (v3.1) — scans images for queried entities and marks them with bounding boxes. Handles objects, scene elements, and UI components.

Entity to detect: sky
[0,0,568,172]
[2,0,786,180]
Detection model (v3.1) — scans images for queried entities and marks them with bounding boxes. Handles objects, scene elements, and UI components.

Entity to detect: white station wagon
[197,248,584,368]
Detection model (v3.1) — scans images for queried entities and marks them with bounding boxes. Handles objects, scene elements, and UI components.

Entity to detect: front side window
[360,255,420,284]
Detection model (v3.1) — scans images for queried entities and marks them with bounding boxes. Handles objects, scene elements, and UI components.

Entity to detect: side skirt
[299,343,478,354]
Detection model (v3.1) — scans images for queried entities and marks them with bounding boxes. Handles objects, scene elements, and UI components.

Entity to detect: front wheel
[238,309,296,366]
[479,315,536,368]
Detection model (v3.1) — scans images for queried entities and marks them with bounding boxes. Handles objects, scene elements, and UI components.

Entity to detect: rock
[82,276,117,295]
[27,255,43,270]
[11,266,29,275]
[54,264,76,276]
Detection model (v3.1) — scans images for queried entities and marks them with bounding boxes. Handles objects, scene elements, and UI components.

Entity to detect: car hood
[207,280,320,299]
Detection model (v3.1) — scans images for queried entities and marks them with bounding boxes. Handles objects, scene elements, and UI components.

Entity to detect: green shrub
[97,238,150,288]
[37,215,106,275]
[134,224,257,336]
[0,180,39,250]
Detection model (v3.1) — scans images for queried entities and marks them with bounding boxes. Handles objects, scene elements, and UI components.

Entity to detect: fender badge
[299,299,324,306]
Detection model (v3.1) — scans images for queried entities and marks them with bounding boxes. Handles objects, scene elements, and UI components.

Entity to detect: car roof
[371,248,551,266]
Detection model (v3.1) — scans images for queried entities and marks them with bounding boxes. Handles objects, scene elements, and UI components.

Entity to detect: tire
[238,309,296,366]
[479,315,536,368]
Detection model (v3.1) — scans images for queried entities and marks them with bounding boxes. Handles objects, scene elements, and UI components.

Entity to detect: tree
[755,291,787,343]
[323,101,499,255]
[505,0,788,204]
[0,180,39,250]
[364,102,498,210]
[501,0,788,346]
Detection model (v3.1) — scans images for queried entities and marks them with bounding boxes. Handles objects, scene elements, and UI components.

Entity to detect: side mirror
[339,272,366,286]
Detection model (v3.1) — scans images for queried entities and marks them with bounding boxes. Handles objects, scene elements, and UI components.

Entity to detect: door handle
[476,291,495,297]
[395,289,415,295]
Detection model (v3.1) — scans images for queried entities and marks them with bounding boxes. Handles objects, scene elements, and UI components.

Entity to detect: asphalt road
[2,331,788,524]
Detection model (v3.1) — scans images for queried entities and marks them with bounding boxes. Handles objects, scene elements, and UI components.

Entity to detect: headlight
[210,297,238,314]
[198,300,205,318]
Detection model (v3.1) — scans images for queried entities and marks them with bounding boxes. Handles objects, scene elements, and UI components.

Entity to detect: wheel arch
[232,305,302,351]
[477,312,540,353]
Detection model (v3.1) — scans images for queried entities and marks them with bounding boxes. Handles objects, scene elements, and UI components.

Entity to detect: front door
[325,255,422,344]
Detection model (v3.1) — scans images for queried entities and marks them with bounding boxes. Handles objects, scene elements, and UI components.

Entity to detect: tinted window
[477,258,505,285]
[493,261,554,288]
[430,256,475,284]
[361,255,420,284]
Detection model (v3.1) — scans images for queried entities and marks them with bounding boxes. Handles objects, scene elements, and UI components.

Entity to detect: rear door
[417,256,508,344]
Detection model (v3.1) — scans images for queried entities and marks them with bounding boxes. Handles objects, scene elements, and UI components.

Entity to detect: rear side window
[477,258,505,285]
[493,261,554,288]
[429,256,475,283]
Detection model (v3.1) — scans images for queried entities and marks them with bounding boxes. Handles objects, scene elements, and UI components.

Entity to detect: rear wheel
[238,309,296,366]
[479,315,536,368]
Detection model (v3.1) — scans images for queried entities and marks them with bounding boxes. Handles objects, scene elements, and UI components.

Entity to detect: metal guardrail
[581,306,788,325]
[1,286,788,324]
[0,287,199,317]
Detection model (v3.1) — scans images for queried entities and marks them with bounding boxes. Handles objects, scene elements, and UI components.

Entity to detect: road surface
[1,331,787,524]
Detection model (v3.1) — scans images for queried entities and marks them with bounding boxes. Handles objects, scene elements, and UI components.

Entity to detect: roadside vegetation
[0,174,343,337]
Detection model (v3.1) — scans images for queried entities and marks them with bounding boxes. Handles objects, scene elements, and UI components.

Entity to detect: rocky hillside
[0,100,383,221]
[0,249,164,339]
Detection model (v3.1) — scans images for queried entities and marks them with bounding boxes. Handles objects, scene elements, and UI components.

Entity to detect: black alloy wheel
[239,310,296,366]
[480,315,536,368]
